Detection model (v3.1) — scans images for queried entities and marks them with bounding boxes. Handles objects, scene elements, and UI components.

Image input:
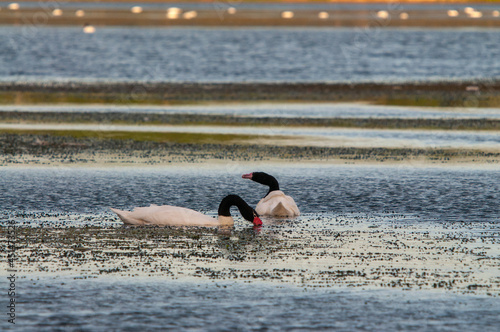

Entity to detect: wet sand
[2,6,500,28]
[2,81,500,107]
[1,132,498,166]
[1,81,499,165]
[2,110,500,130]
[1,215,498,296]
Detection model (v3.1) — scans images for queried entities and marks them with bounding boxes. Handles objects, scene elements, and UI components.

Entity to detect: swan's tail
[110,208,143,226]
[271,202,289,217]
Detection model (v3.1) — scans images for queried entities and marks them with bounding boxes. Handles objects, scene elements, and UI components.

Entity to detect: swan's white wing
[111,205,218,227]
[256,191,300,217]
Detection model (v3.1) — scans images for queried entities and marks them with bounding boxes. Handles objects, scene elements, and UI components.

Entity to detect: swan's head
[242,172,280,193]
[252,211,263,226]
[241,207,262,227]
[218,194,262,227]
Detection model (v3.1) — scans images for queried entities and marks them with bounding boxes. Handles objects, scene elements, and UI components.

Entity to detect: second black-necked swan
[242,172,300,217]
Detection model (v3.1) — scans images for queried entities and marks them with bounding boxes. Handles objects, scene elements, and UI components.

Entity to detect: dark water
[1,277,498,332]
[1,165,499,223]
[2,27,500,83]
[4,104,500,119]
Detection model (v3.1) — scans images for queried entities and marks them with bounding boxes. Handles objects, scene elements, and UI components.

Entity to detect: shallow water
[2,27,500,82]
[1,277,499,332]
[3,103,500,119]
[1,165,499,223]
[2,9,500,330]
[1,165,499,330]
[2,122,500,149]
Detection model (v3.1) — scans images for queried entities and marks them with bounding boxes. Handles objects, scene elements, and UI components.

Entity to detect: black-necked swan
[110,195,262,227]
[242,172,300,217]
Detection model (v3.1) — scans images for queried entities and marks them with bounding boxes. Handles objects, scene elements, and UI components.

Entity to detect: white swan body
[111,205,233,227]
[110,195,262,227]
[242,172,300,218]
[255,190,300,217]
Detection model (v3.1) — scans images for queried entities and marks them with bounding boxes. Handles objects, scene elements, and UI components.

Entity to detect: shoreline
[1,80,500,107]
[1,81,498,166]
[2,6,500,28]
[1,132,498,167]
[2,110,500,130]
[1,219,498,296]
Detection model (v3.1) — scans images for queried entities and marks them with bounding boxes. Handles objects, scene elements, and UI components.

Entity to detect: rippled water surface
[2,277,498,332]
[1,165,499,223]
[2,9,500,330]
[2,27,500,82]
[1,165,499,331]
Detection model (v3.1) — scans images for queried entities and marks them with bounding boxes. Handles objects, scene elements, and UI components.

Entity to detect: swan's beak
[253,216,263,226]
[242,173,253,179]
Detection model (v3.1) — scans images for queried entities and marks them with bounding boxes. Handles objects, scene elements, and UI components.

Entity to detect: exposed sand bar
[2,7,500,28]
[3,122,499,150]
[1,132,499,166]
[1,81,500,107]
[2,110,500,130]
[1,219,498,296]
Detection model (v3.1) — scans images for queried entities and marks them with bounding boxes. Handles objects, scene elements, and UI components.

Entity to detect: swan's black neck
[251,172,280,195]
[218,195,258,222]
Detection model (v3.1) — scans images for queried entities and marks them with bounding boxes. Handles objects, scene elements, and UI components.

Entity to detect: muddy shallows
[1,213,499,297]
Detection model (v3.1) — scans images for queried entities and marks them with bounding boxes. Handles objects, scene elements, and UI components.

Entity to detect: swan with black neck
[242,172,300,217]
[110,195,262,227]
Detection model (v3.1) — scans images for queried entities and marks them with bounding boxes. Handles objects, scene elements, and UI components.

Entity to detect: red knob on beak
[253,216,263,226]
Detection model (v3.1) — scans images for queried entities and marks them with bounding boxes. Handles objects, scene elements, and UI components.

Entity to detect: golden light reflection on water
[166,7,181,20]
[52,9,62,17]
[8,3,19,11]
[130,6,142,14]
[318,12,329,20]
